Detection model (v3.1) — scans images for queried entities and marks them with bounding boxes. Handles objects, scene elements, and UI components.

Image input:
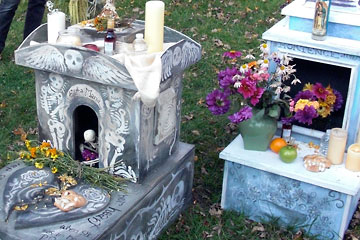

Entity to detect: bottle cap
[136,33,144,39]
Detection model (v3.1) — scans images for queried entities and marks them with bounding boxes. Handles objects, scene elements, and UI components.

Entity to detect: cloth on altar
[112,42,175,108]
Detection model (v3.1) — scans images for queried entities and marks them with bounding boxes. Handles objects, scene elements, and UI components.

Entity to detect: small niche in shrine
[73,105,99,163]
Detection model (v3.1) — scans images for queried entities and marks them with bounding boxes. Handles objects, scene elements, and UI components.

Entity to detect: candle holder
[311,0,331,41]
[345,144,360,171]
[327,128,347,165]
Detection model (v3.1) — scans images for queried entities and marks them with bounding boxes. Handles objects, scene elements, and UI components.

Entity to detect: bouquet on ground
[206,43,300,123]
[285,82,343,125]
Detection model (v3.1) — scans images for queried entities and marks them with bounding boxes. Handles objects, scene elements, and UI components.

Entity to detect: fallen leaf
[0,101,6,108]
[194,155,199,161]
[209,203,223,216]
[251,224,265,232]
[213,38,224,47]
[192,130,200,136]
[13,128,27,141]
[201,165,209,175]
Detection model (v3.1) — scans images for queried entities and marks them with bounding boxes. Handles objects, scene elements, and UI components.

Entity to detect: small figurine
[54,190,87,212]
[79,129,99,166]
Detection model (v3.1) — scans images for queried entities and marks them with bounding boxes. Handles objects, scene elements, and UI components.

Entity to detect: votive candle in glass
[144,1,165,53]
[327,128,347,165]
[345,144,360,172]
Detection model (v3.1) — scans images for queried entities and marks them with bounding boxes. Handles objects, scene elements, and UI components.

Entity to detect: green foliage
[1,0,358,239]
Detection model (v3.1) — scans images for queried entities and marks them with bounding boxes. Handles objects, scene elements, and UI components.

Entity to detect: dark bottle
[104,18,116,55]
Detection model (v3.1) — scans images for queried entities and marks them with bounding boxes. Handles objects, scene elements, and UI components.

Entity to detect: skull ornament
[49,73,64,92]
[54,190,87,212]
[64,49,84,73]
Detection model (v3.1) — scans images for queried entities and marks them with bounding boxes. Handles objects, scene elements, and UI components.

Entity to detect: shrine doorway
[73,105,99,161]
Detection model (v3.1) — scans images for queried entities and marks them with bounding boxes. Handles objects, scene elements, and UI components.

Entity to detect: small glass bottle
[104,18,116,55]
[281,123,292,143]
[133,33,147,53]
[319,129,331,156]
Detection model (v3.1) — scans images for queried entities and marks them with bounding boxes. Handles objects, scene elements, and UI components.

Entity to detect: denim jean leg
[23,0,46,39]
[0,0,21,53]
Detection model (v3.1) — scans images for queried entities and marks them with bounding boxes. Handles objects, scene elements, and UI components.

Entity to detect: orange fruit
[270,137,287,153]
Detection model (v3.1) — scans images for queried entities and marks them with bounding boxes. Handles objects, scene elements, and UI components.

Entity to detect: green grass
[0,0,358,239]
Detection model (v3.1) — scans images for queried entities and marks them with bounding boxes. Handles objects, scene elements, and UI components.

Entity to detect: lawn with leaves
[1,0,360,239]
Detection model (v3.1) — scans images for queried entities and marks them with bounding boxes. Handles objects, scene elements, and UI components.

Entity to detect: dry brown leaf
[192,130,200,136]
[209,203,223,216]
[293,230,303,240]
[251,224,265,232]
[213,38,224,47]
[0,101,6,108]
[201,166,209,175]
[194,155,199,162]
[197,98,205,105]
[13,128,27,141]
[351,234,359,240]
[184,113,194,121]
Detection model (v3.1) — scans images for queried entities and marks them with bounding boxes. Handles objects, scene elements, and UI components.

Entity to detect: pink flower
[312,83,328,100]
[237,78,256,99]
[223,50,242,59]
[250,87,265,106]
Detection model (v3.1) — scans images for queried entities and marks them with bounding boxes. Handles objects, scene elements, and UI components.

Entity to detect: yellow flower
[51,167,58,174]
[325,92,336,105]
[19,152,25,159]
[303,83,313,91]
[35,162,44,169]
[317,101,331,118]
[25,140,31,150]
[294,99,319,112]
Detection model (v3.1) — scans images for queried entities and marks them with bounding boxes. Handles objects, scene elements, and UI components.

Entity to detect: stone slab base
[0,142,194,240]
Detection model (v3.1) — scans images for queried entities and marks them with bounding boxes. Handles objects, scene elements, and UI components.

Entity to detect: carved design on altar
[161,41,201,82]
[24,45,66,72]
[40,73,66,150]
[154,87,177,145]
[110,162,189,240]
[226,162,346,239]
[82,56,132,84]
[102,86,130,171]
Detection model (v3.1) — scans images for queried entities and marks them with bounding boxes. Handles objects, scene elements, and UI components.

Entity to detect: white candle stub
[144,1,165,53]
[47,11,66,44]
[346,143,360,172]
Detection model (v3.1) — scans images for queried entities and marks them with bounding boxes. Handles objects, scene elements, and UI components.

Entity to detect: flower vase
[238,109,277,151]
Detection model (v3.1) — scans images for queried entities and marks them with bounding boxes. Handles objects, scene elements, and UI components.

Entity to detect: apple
[83,44,100,52]
[279,145,297,163]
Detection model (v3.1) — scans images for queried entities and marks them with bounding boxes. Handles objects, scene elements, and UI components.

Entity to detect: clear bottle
[281,123,292,143]
[132,33,147,53]
[104,18,116,55]
[319,129,331,156]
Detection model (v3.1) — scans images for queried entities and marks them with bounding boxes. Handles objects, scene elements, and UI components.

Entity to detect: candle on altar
[345,144,360,171]
[144,1,165,53]
[47,11,66,44]
[327,128,347,165]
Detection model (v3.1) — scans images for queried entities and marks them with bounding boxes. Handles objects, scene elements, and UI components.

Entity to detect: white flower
[258,58,269,68]
[291,78,301,85]
[244,54,256,60]
[281,54,292,65]
[234,81,241,88]
[260,43,269,54]
[283,86,291,93]
[275,87,282,95]
[276,65,286,75]
[240,64,248,73]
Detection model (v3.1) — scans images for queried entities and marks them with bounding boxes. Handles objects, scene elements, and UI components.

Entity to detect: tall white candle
[144,1,165,53]
[327,128,347,165]
[47,11,66,44]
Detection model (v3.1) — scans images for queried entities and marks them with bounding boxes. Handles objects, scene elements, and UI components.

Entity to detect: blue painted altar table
[220,135,360,240]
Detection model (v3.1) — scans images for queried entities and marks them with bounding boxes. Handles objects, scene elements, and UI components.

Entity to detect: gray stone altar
[1,20,201,239]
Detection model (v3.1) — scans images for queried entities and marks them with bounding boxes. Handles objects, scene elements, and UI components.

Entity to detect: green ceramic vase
[238,108,277,151]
